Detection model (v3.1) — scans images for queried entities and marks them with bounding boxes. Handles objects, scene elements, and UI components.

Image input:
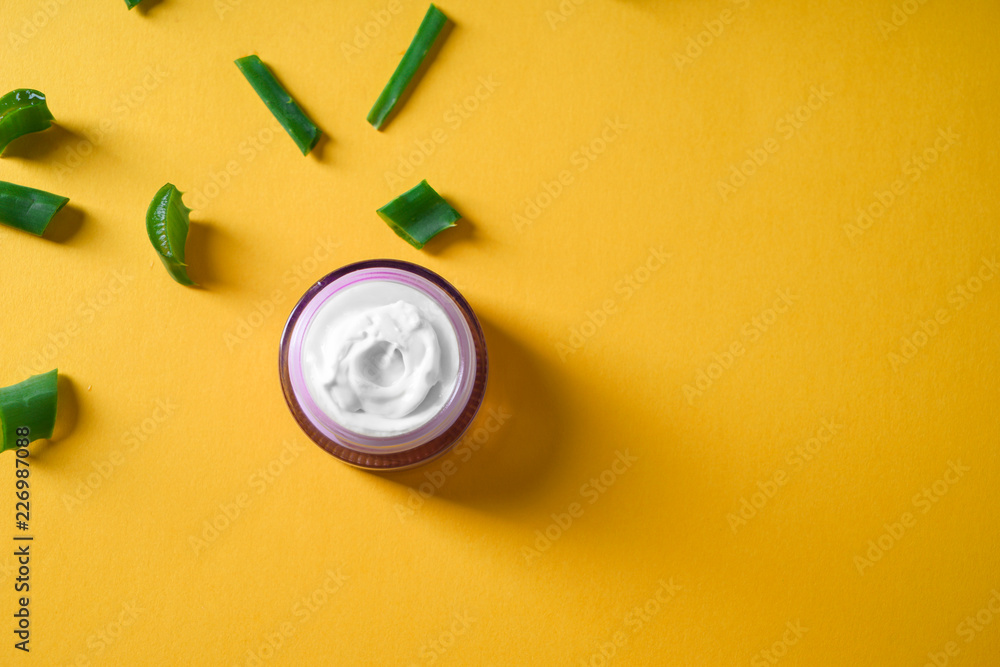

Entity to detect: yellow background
[2,0,999,664]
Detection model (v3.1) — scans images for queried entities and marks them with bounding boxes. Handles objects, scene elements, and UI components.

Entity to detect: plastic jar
[279,259,488,470]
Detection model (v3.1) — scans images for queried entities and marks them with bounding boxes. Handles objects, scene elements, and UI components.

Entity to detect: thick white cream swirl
[326,301,440,418]
[302,281,460,437]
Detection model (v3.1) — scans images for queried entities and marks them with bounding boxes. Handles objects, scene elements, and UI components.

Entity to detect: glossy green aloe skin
[0,89,54,154]
[146,183,196,286]
[235,55,321,155]
[377,179,461,249]
[367,4,449,130]
[0,369,58,454]
[0,180,69,236]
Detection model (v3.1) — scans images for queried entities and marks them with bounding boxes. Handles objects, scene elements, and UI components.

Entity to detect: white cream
[301,280,460,437]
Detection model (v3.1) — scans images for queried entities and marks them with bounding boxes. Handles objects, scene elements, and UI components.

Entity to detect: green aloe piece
[0,370,58,454]
[146,183,196,286]
[235,55,321,155]
[367,4,449,130]
[0,180,69,236]
[124,0,144,8]
[0,89,54,154]
[377,179,460,249]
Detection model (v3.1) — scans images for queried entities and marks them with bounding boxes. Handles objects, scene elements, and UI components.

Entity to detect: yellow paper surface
[2,0,999,664]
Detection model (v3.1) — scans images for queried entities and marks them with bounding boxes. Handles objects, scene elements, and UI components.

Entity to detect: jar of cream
[279,260,488,470]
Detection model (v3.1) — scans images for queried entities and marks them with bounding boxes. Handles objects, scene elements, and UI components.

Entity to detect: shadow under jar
[279,260,488,470]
